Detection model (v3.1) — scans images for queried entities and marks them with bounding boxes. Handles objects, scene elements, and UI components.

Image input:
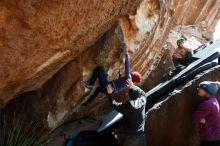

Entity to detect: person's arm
[192,102,210,125]
[124,53,131,80]
[106,84,129,112]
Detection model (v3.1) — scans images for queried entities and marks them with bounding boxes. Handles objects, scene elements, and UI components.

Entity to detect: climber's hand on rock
[126,79,134,88]
[106,84,113,94]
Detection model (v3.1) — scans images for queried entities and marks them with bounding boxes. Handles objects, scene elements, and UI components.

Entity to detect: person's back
[107,84,147,146]
[121,96,146,135]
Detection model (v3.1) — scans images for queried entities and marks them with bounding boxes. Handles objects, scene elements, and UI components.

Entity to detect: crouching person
[193,81,220,146]
[106,80,147,146]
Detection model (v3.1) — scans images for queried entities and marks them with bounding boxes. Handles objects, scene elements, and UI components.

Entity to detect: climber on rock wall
[172,36,194,67]
[193,81,220,146]
[106,80,147,146]
[82,50,142,106]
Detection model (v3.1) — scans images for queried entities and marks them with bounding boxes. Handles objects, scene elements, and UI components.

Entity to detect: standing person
[193,81,220,146]
[83,51,142,105]
[106,81,147,146]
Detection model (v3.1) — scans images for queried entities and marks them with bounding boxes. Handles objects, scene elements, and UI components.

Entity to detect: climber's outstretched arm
[125,52,131,80]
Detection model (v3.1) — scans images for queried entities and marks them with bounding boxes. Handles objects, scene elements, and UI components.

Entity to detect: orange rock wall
[0,0,220,130]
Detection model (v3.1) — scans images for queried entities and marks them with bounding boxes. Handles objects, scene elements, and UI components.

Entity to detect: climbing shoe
[81,80,94,92]
[85,84,94,92]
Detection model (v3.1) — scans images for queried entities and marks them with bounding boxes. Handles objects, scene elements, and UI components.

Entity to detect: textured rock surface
[0,0,142,107]
[1,0,220,141]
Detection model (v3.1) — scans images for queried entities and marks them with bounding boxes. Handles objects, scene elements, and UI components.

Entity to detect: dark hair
[129,88,141,100]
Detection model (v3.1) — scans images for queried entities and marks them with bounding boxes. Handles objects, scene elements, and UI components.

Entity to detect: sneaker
[85,84,94,91]
[82,86,97,106]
